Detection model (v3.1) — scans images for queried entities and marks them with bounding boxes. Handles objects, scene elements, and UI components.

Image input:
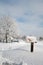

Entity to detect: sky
[0,0,43,37]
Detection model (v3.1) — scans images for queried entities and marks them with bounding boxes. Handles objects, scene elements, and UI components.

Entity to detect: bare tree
[0,16,18,43]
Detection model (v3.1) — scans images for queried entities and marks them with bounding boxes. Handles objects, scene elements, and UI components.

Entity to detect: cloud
[0,0,43,37]
[18,22,43,37]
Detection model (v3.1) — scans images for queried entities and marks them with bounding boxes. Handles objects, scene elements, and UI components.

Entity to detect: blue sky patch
[0,0,43,36]
[17,17,26,22]
[39,15,43,19]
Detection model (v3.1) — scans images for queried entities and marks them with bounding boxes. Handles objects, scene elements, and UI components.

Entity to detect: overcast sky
[0,0,43,37]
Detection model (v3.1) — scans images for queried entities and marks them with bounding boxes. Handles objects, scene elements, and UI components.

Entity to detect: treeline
[39,37,43,41]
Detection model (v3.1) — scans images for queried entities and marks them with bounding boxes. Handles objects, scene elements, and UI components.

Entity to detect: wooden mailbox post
[31,42,34,52]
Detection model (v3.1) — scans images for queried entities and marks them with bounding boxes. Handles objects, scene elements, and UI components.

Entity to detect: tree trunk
[6,32,8,43]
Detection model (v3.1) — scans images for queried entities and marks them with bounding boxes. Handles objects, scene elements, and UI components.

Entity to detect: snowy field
[0,41,43,65]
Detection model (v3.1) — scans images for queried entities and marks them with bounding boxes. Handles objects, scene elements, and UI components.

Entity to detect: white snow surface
[0,40,43,65]
[0,40,27,50]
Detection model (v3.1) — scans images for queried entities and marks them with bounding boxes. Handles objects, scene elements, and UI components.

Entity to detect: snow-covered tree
[0,16,18,43]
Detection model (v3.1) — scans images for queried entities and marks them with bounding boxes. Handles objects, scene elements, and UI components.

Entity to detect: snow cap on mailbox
[26,36,37,43]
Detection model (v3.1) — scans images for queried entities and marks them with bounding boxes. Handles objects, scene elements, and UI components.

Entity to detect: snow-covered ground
[0,40,43,65]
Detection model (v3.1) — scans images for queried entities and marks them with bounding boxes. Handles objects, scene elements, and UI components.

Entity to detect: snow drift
[0,41,43,65]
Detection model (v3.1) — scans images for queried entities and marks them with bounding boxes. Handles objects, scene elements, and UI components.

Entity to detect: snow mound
[0,41,43,65]
[0,40,28,51]
[2,61,27,65]
[0,55,13,65]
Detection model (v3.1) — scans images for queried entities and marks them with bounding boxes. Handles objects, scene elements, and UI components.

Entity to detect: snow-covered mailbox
[26,36,37,52]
